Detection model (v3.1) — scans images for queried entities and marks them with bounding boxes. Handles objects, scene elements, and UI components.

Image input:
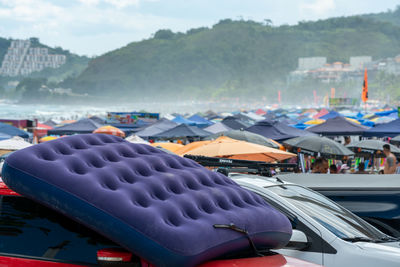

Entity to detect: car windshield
[266,184,386,240]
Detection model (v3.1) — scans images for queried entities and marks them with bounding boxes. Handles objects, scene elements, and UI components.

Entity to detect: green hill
[67,15,400,102]
[362,5,400,27]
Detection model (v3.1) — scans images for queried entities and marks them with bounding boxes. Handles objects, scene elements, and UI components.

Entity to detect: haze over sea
[0,100,274,121]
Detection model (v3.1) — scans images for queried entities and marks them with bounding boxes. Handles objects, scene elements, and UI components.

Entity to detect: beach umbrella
[93,125,125,138]
[185,136,296,162]
[347,140,400,158]
[150,142,184,152]
[0,136,32,150]
[204,129,281,149]
[390,135,400,145]
[39,136,58,143]
[283,136,354,159]
[175,140,212,156]
[304,119,325,125]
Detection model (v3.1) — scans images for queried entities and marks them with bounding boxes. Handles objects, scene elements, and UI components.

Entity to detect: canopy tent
[221,116,251,130]
[363,119,400,138]
[246,120,315,142]
[135,119,177,138]
[204,129,281,149]
[154,123,211,139]
[88,116,106,125]
[47,118,103,135]
[171,115,197,126]
[307,116,369,136]
[185,136,296,162]
[204,122,232,134]
[375,109,398,117]
[0,122,29,138]
[319,110,341,120]
[187,114,213,128]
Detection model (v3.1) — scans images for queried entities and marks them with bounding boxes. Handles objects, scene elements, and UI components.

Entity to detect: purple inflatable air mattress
[2,134,291,266]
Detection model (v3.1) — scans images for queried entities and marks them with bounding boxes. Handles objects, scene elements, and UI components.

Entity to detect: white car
[232,173,400,267]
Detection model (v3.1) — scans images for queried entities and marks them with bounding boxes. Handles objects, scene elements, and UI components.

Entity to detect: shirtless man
[383,144,397,174]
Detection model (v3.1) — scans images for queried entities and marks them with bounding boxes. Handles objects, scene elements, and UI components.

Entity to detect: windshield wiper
[377,236,400,242]
[342,237,379,243]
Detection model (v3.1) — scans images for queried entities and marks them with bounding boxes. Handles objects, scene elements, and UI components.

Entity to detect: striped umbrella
[93,125,125,138]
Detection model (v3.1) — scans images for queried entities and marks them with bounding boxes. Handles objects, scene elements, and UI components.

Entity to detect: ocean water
[0,101,266,122]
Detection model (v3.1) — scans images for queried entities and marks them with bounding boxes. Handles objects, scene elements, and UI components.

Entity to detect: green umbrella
[203,129,281,149]
[347,139,400,158]
[284,136,354,159]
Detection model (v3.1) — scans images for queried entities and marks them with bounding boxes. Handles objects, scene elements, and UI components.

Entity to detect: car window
[0,196,119,265]
[266,185,386,240]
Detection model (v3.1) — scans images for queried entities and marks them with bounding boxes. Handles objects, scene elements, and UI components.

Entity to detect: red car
[0,181,319,267]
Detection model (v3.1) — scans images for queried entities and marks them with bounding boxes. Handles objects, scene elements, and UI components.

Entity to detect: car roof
[277,173,400,190]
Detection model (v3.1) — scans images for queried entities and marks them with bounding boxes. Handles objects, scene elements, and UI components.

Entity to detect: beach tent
[47,118,103,135]
[221,116,251,130]
[307,116,369,136]
[187,114,213,128]
[154,123,211,139]
[320,110,341,120]
[246,119,315,141]
[0,122,29,138]
[135,119,177,138]
[363,119,400,138]
[172,115,197,126]
[204,122,232,134]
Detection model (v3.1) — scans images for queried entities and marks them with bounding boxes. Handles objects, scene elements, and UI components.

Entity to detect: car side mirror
[97,247,141,267]
[285,229,311,250]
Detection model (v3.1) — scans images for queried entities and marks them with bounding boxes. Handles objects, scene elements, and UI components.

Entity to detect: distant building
[349,56,372,70]
[289,56,373,83]
[0,39,67,77]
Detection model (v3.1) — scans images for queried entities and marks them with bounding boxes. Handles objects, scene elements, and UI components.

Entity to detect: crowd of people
[310,144,398,174]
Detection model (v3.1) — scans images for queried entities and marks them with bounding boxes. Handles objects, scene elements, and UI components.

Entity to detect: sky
[0,0,398,56]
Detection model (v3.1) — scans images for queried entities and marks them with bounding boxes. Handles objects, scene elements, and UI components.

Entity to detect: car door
[0,195,121,266]
[242,185,328,266]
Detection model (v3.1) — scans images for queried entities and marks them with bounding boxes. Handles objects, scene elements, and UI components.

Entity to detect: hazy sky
[0,0,398,56]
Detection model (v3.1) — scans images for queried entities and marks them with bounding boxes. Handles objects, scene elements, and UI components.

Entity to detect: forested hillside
[67,15,400,101]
